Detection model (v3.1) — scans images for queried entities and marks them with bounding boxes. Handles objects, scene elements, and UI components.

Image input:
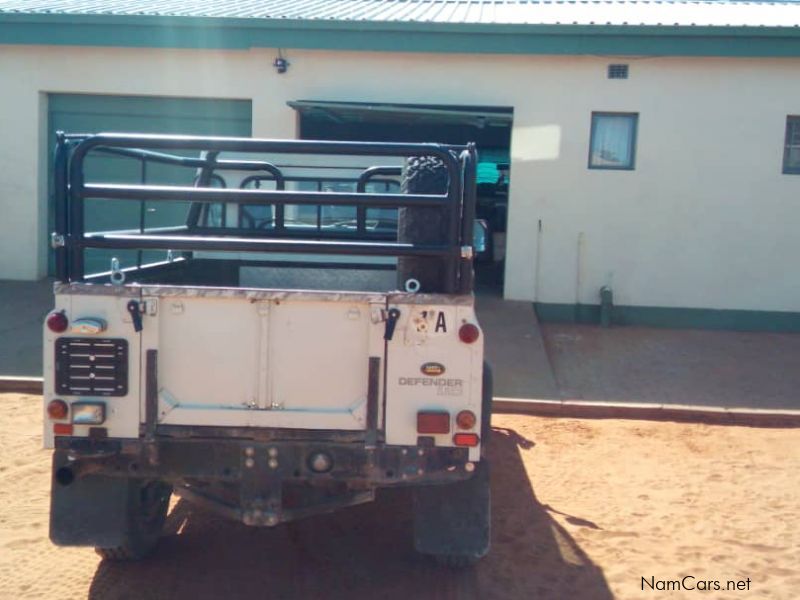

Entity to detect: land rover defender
[44,132,491,566]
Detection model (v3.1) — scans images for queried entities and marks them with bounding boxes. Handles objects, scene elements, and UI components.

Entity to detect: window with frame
[783,116,800,174]
[588,112,638,170]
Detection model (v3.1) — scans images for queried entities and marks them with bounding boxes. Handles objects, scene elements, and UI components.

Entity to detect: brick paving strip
[0,376,43,395]
[493,396,800,427]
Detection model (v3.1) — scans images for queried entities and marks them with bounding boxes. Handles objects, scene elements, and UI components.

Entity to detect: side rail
[54,132,477,293]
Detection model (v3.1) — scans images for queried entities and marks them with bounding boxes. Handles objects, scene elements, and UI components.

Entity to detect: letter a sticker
[435,311,447,333]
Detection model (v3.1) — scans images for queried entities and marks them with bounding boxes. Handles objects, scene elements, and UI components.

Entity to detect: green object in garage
[47,94,252,275]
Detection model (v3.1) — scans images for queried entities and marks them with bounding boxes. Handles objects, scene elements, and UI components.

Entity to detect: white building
[1,0,799,330]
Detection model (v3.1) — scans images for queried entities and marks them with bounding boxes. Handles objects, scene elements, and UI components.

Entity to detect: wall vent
[607,64,629,79]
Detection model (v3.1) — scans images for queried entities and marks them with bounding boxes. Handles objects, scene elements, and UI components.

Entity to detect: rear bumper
[53,436,475,487]
[53,436,476,529]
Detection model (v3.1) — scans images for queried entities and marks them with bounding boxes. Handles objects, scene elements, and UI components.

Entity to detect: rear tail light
[53,423,73,436]
[453,433,480,447]
[458,323,480,344]
[46,311,69,333]
[417,411,450,434]
[47,399,69,420]
[455,410,477,430]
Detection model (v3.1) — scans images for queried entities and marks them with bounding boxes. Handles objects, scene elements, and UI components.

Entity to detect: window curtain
[591,116,634,167]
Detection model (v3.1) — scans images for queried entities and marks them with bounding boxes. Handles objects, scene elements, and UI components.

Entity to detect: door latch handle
[384,308,400,341]
[126,300,143,332]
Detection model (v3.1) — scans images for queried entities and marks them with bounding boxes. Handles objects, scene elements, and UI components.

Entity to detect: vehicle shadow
[88,427,612,600]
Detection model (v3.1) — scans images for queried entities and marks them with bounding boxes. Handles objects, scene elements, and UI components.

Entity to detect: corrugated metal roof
[2,0,800,29]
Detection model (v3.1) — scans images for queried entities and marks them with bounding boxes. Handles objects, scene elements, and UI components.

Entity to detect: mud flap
[413,461,491,560]
[50,458,131,547]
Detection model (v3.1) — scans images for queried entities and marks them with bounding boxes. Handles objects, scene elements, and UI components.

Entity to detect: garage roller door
[47,94,252,274]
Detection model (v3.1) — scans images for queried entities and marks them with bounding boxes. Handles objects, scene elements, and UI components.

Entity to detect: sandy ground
[1,393,798,600]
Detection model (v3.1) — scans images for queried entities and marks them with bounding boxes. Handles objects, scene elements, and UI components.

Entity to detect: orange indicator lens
[453,433,480,447]
[47,399,69,420]
[456,410,477,430]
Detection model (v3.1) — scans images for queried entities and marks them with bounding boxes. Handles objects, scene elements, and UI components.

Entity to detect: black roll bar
[56,132,474,293]
[459,144,478,292]
[82,233,455,258]
[356,166,402,192]
[53,132,70,280]
[80,184,445,208]
[356,166,402,235]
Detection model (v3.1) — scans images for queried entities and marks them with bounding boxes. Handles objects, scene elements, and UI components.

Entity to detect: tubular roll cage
[53,132,478,294]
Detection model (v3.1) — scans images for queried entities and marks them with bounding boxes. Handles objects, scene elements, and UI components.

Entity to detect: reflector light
[417,411,450,434]
[453,433,480,447]
[458,323,480,344]
[53,423,73,436]
[47,399,69,420]
[456,410,477,430]
[46,311,69,333]
[71,402,106,425]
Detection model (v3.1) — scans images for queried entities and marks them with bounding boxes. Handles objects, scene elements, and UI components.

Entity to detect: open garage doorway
[289,100,512,292]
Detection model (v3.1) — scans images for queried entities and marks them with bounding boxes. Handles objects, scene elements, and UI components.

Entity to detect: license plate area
[55,337,129,397]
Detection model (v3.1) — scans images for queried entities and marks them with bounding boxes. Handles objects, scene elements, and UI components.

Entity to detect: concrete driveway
[0,279,52,377]
[476,289,800,411]
[541,323,800,410]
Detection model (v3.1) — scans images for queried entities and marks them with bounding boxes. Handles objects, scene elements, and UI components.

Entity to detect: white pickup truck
[44,133,492,566]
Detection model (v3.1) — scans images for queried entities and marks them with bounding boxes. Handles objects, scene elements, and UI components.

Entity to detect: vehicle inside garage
[291,100,513,290]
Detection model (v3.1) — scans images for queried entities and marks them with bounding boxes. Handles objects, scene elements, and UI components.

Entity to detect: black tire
[413,460,491,566]
[481,360,493,456]
[397,155,450,293]
[95,480,171,561]
[412,361,493,567]
[435,554,481,568]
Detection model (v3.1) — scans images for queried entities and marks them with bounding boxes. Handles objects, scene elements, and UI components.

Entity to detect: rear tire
[413,460,491,567]
[413,360,493,566]
[481,360,493,455]
[95,480,171,561]
[435,554,481,568]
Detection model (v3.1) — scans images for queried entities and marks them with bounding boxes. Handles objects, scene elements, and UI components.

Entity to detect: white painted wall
[1,45,799,313]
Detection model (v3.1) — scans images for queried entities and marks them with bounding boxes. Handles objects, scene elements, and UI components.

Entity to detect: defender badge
[420,362,446,376]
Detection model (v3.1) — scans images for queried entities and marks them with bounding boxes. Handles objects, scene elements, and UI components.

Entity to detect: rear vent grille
[55,338,128,397]
[608,64,629,79]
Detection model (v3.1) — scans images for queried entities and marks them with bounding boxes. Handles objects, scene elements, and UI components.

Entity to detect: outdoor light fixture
[273,50,289,74]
